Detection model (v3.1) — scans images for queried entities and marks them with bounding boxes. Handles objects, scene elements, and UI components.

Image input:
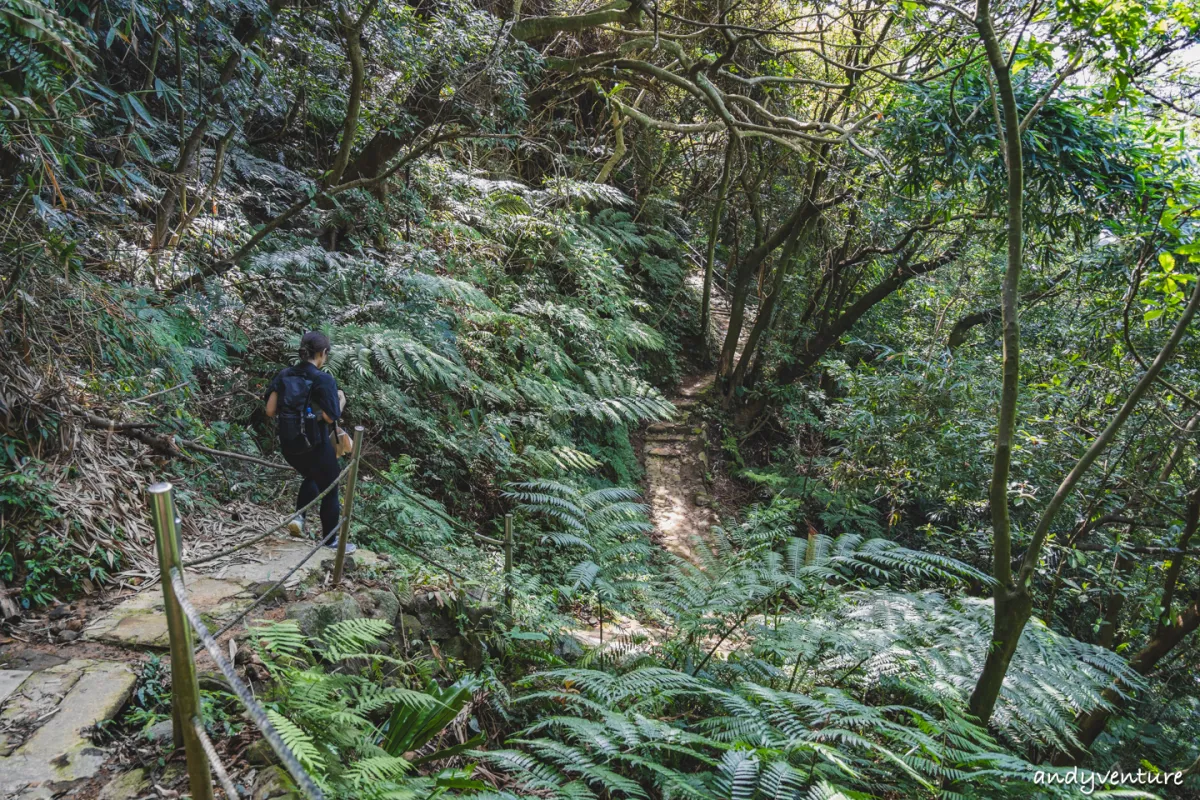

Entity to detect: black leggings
[283,441,341,538]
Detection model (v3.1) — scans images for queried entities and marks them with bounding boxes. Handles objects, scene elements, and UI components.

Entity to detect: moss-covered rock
[284,591,362,638]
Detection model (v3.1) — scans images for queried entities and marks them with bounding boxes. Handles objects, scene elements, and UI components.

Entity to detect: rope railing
[360,460,477,535]
[199,527,340,654]
[150,481,328,800]
[192,716,243,799]
[171,567,325,799]
[146,424,517,797]
[361,460,514,607]
[146,430,365,799]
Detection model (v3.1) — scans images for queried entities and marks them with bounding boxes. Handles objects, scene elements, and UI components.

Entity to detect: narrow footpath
[0,270,754,798]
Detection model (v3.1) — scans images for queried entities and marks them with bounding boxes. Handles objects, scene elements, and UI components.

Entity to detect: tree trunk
[717,199,817,384]
[776,242,962,385]
[968,0,1026,726]
[151,1,283,250]
[969,585,1034,726]
[326,1,376,186]
[1059,598,1200,763]
[509,1,641,42]
[700,141,734,336]
[729,224,807,392]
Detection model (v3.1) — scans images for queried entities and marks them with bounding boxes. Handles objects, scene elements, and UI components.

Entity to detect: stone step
[84,537,380,650]
[0,659,136,798]
[646,446,683,458]
[646,422,689,435]
[645,433,693,443]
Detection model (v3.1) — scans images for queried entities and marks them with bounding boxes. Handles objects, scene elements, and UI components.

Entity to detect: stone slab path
[639,272,753,567]
[84,537,380,649]
[1,535,380,798]
[0,660,136,799]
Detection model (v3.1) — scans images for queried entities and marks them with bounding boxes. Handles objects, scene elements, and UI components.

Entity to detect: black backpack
[276,369,320,455]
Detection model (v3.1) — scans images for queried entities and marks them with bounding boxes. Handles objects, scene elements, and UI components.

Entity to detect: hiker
[264,331,355,553]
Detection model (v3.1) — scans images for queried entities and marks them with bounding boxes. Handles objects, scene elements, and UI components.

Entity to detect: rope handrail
[147,427,510,798]
[199,527,340,653]
[171,567,326,800]
[192,716,242,799]
[184,461,353,568]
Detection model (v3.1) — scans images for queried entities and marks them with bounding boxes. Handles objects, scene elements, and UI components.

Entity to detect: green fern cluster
[250,618,486,799]
[505,480,655,622]
[475,665,1043,799]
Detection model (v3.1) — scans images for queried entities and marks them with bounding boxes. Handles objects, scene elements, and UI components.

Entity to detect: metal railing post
[149,483,214,800]
[503,513,513,613]
[332,426,365,586]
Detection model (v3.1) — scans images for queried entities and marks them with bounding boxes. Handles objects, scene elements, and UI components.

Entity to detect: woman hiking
[264,331,355,553]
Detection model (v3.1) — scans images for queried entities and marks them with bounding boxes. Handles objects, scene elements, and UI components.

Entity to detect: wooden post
[332,426,365,586]
[503,513,513,612]
[149,483,214,800]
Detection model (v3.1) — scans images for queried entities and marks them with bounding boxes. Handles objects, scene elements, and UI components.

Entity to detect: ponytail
[298,331,331,362]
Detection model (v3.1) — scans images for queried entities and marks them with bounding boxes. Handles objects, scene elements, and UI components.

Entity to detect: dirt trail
[642,274,752,567]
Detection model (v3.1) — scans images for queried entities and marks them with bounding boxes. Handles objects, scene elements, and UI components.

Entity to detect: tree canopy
[2,0,1200,795]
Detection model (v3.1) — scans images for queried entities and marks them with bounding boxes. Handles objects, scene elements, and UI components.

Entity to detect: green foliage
[2,0,1199,788]
[481,665,1042,799]
[506,480,655,619]
[250,618,483,798]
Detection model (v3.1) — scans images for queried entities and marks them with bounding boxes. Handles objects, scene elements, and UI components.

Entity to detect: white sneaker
[326,539,357,554]
[287,516,304,537]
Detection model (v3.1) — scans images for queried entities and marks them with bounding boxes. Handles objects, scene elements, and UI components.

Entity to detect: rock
[440,634,484,669]
[198,672,233,694]
[252,765,301,800]
[248,581,288,600]
[84,576,252,649]
[245,738,277,766]
[355,589,400,625]
[694,493,712,508]
[320,554,357,573]
[0,670,32,707]
[285,591,362,638]
[56,630,80,643]
[48,606,71,621]
[407,592,459,640]
[397,614,423,641]
[98,768,148,800]
[552,635,586,661]
[463,603,497,630]
[145,719,174,745]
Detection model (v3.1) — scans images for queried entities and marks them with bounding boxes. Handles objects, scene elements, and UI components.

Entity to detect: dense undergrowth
[4,0,1200,797]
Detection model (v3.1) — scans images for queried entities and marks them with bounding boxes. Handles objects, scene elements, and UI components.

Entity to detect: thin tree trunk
[776,242,963,384]
[326,0,378,186]
[729,223,807,392]
[151,1,283,250]
[971,269,1200,722]
[1060,597,1200,763]
[967,0,1028,725]
[718,199,817,385]
[595,110,628,184]
[700,140,734,335]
